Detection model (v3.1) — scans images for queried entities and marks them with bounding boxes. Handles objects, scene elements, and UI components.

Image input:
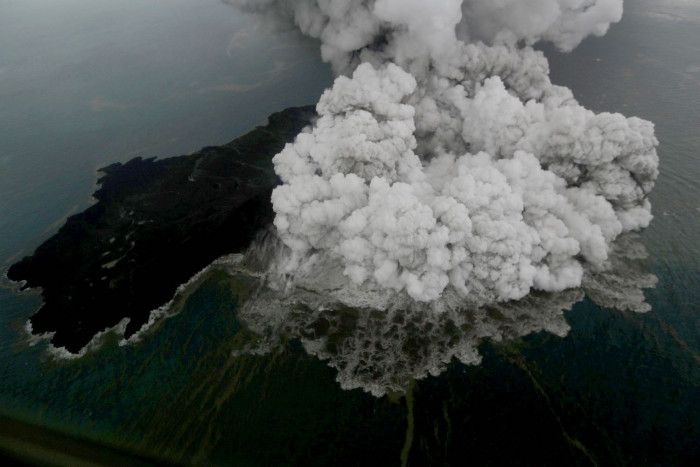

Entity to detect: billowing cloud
[229,1,658,313]
[458,0,624,51]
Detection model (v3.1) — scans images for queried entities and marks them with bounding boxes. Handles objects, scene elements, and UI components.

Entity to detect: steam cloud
[229,0,659,311]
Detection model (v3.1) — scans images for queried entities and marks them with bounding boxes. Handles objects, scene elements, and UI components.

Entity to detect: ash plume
[228,0,659,312]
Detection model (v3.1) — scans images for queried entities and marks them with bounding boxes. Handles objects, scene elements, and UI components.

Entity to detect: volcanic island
[8,106,315,354]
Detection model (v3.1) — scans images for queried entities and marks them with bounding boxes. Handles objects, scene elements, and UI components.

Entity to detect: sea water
[0,0,698,464]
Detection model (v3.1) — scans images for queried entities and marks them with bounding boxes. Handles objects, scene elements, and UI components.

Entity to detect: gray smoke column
[228,0,659,310]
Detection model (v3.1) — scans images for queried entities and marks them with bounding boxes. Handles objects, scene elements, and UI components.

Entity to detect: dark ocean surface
[0,0,698,464]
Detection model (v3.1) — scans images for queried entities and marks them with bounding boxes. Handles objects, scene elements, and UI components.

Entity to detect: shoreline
[6,106,315,354]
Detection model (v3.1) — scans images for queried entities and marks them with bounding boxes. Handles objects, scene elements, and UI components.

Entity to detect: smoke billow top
[229,0,659,312]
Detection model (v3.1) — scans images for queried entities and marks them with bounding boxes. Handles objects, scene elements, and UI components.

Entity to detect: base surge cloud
[228,231,656,396]
[229,0,658,311]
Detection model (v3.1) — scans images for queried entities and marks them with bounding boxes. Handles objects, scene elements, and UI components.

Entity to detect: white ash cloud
[229,0,659,310]
[458,0,624,51]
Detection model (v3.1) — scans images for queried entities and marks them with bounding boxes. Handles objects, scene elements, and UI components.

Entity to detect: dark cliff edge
[7,106,315,354]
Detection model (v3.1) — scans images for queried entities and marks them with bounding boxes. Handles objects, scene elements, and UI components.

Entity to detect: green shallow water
[1,0,699,465]
[2,266,699,465]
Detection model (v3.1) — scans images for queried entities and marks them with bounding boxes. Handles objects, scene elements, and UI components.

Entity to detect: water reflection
[224,233,657,396]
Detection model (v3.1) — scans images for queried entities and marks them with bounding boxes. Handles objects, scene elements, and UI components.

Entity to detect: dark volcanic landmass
[7,106,315,354]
